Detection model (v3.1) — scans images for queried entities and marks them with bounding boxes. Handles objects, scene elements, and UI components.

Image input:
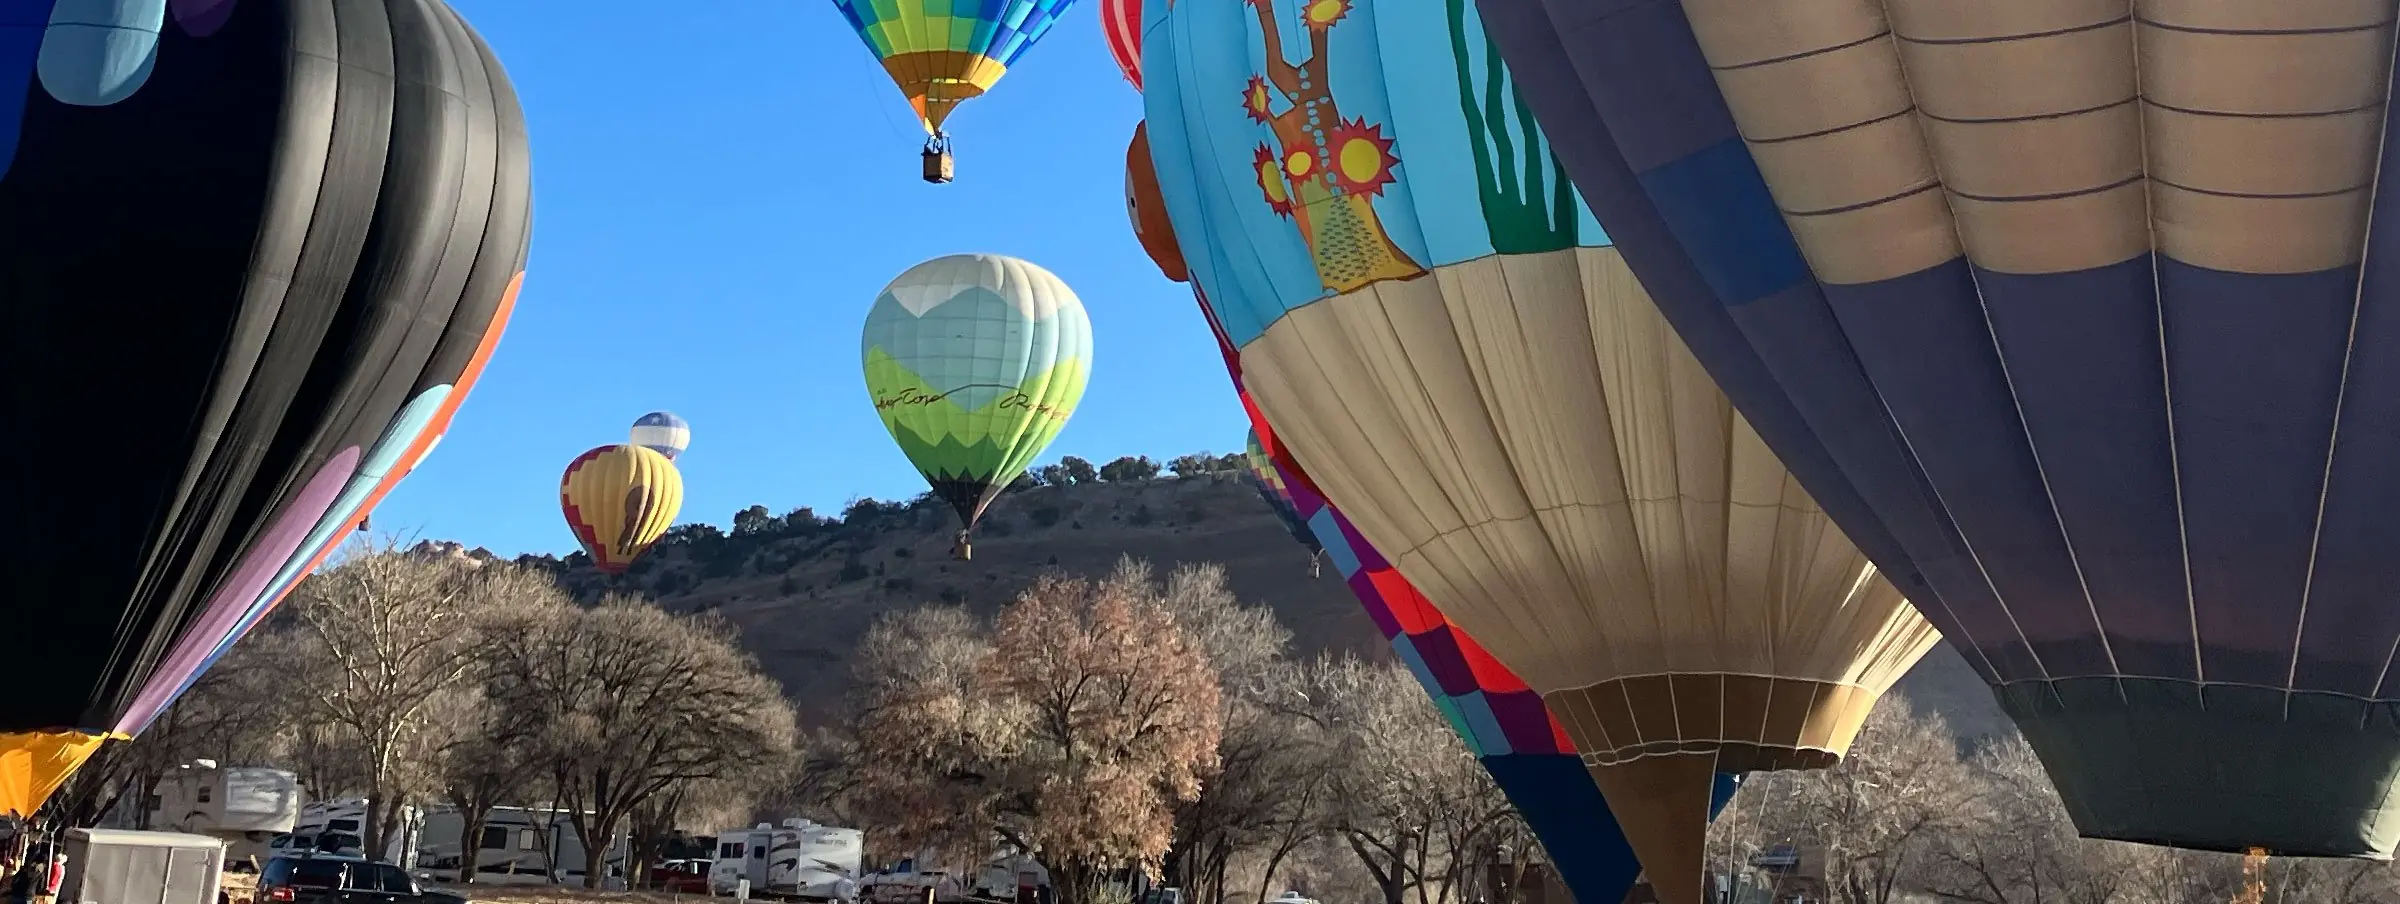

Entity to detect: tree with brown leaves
[851,571,1224,904]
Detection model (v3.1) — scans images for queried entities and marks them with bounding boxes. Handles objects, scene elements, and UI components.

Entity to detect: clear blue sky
[369,0,1247,558]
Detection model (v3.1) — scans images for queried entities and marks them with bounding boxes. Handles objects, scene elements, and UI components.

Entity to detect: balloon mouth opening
[1999,676,2400,859]
[1543,674,1881,770]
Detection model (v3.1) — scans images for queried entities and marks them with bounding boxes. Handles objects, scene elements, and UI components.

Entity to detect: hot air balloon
[1242,428,1323,575]
[1473,0,2400,862]
[0,0,529,812]
[1142,1,1942,900]
[1125,122,1187,282]
[1187,257,1743,903]
[832,0,1079,182]
[863,253,1092,560]
[561,445,684,576]
[631,411,692,461]
[1101,0,1142,91]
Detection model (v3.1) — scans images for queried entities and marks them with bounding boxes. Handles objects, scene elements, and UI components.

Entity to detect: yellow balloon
[559,444,683,575]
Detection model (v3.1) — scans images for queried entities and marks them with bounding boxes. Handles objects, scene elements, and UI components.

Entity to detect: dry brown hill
[492,469,2010,742]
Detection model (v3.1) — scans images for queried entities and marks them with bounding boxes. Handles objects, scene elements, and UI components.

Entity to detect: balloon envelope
[561,445,684,575]
[631,411,692,461]
[862,254,1092,544]
[832,0,1078,133]
[1142,0,1937,897]
[1475,0,2400,859]
[1101,0,1141,90]
[1126,122,1187,282]
[1197,287,1739,904]
[0,0,528,809]
[1242,428,1319,556]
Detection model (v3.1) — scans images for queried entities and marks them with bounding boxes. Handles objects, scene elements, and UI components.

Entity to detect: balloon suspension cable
[952,528,973,561]
[1307,550,1322,579]
[922,132,955,185]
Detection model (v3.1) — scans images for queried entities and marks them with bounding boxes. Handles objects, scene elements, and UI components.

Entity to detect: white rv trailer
[273,799,418,866]
[412,805,628,887]
[146,761,303,866]
[710,819,863,900]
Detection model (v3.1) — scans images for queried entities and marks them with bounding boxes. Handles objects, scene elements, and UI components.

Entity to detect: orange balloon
[1126,121,1188,283]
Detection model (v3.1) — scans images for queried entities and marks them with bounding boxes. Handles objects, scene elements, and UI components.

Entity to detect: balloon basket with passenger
[922,134,954,185]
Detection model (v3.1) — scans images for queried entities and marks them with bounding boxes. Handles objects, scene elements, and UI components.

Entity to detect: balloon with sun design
[1323,118,1398,198]
[1141,0,1941,902]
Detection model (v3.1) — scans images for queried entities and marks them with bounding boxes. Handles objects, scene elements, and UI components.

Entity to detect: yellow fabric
[879,51,1007,132]
[559,444,684,574]
[0,731,110,818]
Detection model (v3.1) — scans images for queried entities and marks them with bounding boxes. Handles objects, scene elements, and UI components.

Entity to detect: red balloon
[1100,0,1141,91]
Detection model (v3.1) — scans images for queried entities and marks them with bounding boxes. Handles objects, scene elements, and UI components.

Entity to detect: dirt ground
[427,887,717,904]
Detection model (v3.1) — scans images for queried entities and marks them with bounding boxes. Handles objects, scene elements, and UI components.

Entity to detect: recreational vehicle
[146,762,302,866]
[710,819,863,900]
[412,805,628,887]
[273,799,418,866]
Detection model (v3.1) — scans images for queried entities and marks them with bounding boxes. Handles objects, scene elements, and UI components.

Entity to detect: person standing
[5,858,36,904]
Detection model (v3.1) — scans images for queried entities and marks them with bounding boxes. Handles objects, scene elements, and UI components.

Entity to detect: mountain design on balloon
[862,254,1092,556]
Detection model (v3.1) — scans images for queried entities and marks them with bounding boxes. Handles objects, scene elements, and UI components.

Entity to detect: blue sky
[369,0,1246,558]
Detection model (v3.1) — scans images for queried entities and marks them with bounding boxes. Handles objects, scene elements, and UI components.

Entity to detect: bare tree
[1118,558,1329,904]
[839,605,998,864]
[485,597,798,887]
[628,777,757,886]
[436,566,576,883]
[1305,657,1486,904]
[1722,698,1978,904]
[277,540,538,857]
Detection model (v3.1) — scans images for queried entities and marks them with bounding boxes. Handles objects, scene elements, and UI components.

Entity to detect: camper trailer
[710,819,863,900]
[147,762,302,867]
[272,799,418,866]
[412,805,628,887]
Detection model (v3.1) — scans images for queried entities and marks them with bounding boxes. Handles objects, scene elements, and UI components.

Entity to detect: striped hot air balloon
[0,0,530,811]
[561,445,684,575]
[1102,0,1142,91]
[1476,0,2400,863]
[831,0,1079,180]
[630,411,691,461]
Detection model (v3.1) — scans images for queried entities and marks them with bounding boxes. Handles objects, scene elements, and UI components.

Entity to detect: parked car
[648,858,712,894]
[257,856,465,904]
